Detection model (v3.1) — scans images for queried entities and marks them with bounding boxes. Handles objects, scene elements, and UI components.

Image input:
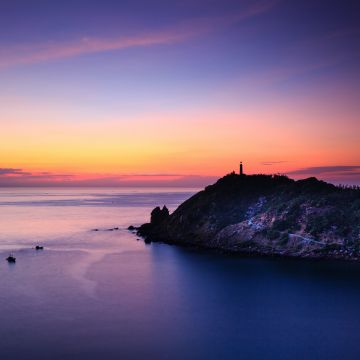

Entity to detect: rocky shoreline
[131,173,360,262]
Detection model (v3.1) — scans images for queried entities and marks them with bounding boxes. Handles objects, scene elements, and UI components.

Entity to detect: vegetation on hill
[137,174,360,260]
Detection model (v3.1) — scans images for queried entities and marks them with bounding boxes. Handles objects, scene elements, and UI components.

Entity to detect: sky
[0,0,359,186]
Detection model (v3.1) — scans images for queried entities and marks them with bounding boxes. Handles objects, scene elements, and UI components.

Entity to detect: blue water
[0,188,360,360]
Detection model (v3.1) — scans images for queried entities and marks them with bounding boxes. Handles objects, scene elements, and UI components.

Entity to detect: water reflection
[0,188,359,359]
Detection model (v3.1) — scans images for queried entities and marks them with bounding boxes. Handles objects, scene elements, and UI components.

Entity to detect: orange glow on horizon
[1,98,359,185]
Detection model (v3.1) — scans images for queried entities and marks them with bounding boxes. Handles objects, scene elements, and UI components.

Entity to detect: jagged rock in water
[150,206,169,226]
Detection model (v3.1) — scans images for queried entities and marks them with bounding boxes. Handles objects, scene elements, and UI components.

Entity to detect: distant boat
[35,245,44,250]
[6,254,16,263]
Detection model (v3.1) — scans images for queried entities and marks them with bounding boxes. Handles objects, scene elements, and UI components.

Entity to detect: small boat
[35,245,44,250]
[6,254,16,263]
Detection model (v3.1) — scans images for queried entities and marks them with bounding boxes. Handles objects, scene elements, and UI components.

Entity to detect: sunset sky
[0,0,359,186]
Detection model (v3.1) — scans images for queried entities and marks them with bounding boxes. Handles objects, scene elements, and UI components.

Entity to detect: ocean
[1,187,360,359]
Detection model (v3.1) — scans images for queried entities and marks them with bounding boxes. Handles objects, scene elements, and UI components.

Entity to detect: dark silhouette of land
[135,173,360,260]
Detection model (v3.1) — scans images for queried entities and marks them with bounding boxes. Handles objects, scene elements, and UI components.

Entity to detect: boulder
[150,205,169,226]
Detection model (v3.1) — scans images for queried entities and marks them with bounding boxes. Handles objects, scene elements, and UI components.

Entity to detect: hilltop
[136,173,360,260]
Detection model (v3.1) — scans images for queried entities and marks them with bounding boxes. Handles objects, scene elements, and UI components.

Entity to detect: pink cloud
[286,166,360,185]
[0,1,279,68]
[0,168,217,187]
[0,31,193,68]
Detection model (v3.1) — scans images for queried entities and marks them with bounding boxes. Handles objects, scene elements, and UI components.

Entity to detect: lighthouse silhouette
[240,162,244,175]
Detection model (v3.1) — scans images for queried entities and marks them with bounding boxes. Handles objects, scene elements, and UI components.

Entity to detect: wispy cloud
[286,166,360,185]
[261,161,288,166]
[224,24,359,93]
[0,167,217,187]
[65,175,218,188]
[287,166,360,176]
[0,168,31,176]
[0,0,279,68]
[0,31,192,68]
[242,58,342,89]
[0,168,74,184]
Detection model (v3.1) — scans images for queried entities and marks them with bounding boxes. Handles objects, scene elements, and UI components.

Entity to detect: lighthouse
[240,162,244,175]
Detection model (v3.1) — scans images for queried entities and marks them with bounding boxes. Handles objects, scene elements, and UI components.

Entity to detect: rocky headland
[135,173,360,260]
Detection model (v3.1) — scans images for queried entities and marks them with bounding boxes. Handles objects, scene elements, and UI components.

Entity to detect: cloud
[0,168,31,176]
[261,161,287,166]
[286,166,360,185]
[223,24,359,94]
[0,32,192,68]
[336,171,360,177]
[0,168,217,187]
[62,175,218,188]
[0,168,74,186]
[243,59,342,89]
[287,166,360,175]
[0,0,279,68]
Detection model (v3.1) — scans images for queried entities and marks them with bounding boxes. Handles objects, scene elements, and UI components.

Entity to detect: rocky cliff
[136,173,360,260]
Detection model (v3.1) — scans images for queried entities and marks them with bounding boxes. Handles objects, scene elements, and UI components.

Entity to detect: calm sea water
[1,188,360,360]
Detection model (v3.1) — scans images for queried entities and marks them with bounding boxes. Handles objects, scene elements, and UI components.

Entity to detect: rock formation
[137,173,360,260]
